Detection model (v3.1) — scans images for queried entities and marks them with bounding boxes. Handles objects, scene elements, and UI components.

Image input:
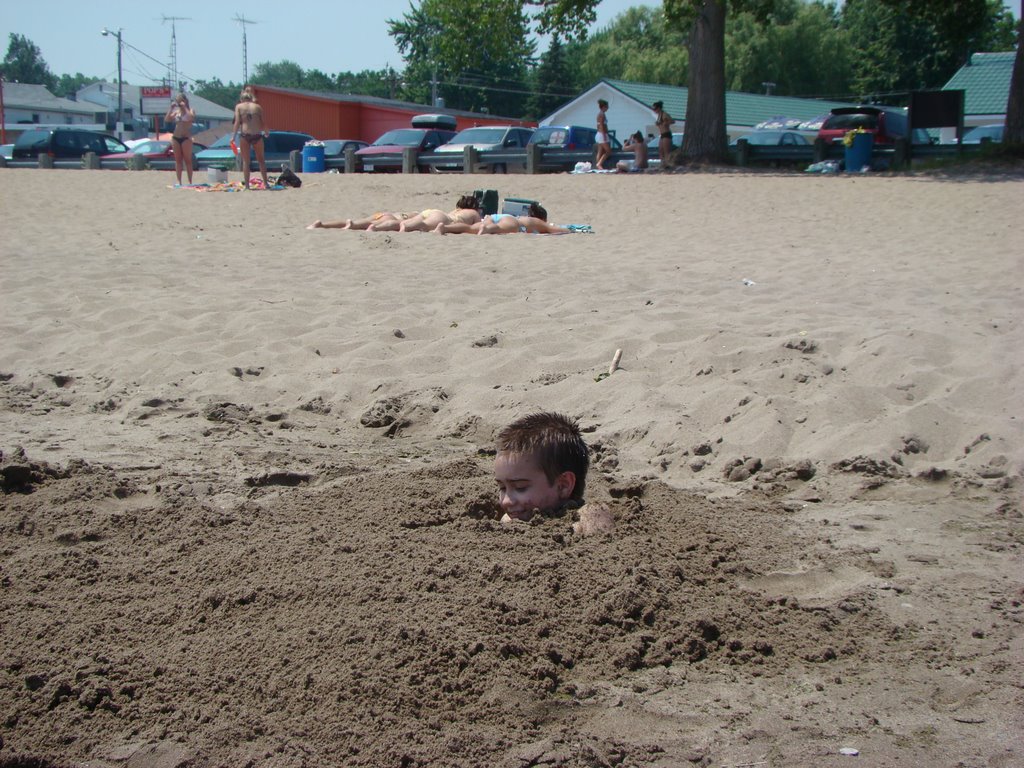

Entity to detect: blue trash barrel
[302,144,325,173]
[844,132,874,172]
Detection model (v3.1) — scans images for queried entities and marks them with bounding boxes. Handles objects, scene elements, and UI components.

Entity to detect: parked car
[817,106,929,146]
[432,125,535,173]
[103,139,208,165]
[730,130,810,147]
[527,125,599,151]
[356,114,457,173]
[323,139,369,160]
[960,123,1004,144]
[11,127,129,160]
[0,143,13,160]
[195,131,314,170]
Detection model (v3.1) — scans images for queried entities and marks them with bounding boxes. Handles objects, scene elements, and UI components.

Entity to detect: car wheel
[492,163,507,174]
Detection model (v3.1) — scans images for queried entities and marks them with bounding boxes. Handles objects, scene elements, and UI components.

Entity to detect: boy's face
[494,451,574,521]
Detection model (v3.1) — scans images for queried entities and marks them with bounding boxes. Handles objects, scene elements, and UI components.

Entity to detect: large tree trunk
[1004,20,1023,147]
[679,0,728,163]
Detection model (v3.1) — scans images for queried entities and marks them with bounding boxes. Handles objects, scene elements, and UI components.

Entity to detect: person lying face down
[306,195,480,231]
[397,195,483,232]
[433,203,575,235]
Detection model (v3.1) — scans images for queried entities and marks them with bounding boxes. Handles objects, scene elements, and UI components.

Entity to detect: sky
[2,0,643,88]
[3,1,1020,90]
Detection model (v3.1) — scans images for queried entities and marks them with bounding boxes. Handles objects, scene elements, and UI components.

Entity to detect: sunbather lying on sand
[397,195,482,232]
[306,211,413,230]
[432,203,574,235]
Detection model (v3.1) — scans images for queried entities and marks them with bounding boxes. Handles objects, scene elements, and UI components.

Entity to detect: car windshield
[133,141,169,153]
[449,127,506,144]
[15,130,49,148]
[372,129,425,147]
[208,134,234,148]
[824,113,879,130]
[529,127,566,145]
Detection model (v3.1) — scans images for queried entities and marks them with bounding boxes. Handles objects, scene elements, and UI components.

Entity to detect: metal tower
[161,15,191,91]
[233,14,258,84]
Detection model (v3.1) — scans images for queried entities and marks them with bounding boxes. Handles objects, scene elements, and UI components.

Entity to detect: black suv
[12,127,129,159]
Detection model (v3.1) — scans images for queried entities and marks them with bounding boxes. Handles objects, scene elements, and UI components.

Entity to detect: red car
[355,114,457,173]
[104,138,207,165]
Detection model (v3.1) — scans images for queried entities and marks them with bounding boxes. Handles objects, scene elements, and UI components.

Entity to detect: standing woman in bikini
[165,93,196,185]
[653,101,675,169]
[232,86,270,189]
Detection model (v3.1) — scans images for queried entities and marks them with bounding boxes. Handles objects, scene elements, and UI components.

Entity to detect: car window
[276,134,310,153]
[55,132,78,152]
[102,136,125,153]
[372,129,424,147]
[14,130,49,149]
[529,127,566,146]
[824,113,878,131]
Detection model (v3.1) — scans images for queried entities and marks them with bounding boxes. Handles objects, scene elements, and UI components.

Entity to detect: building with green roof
[540,78,855,142]
[939,51,1013,142]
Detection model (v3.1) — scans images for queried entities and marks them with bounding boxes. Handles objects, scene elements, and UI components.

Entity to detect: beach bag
[277,166,302,188]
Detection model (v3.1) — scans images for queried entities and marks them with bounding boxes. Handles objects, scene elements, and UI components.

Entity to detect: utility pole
[101,27,124,138]
[162,15,191,91]
[233,14,258,84]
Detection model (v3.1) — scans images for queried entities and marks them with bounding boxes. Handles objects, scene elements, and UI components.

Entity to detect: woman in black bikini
[653,101,675,169]
[164,93,196,185]
[232,86,270,189]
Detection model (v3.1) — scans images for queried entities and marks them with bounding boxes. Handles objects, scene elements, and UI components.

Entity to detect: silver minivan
[432,125,534,173]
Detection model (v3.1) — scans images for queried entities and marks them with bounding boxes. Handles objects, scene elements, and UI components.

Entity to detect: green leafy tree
[1,33,56,89]
[193,78,243,110]
[250,60,306,89]
[843,0,1016,100]
[336,68,402,99]
[53,73,102,99]
[565,6,689,87]
[388,0,534,112]
[726,1,853,97]
[528,37,576,119]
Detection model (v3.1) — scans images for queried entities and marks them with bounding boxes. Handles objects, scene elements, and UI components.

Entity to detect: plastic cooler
[302,144,326,173]
[501,197,538,216]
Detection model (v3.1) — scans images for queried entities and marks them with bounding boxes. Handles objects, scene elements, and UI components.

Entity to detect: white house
[541,79,855,143]
[1,82,102,134]
[76,82,234,138]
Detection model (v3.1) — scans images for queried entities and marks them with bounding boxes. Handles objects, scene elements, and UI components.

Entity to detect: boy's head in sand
[494,412,588,521]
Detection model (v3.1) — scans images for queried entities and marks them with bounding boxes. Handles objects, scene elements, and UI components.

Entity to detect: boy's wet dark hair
[496,412,588,500]
[456,194,481,210]
[527,202,547,220]
[653,100,663,111]
[598,99,608,109]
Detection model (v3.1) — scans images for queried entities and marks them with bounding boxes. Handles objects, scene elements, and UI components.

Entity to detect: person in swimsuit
[165,93,196,185]
[653,101,675,169]
[307,212,415,230]
[617,131,648,172]
[433,203,573,235]
[595,99,611,170]
[397,195,481,232]
[232,86,269,189]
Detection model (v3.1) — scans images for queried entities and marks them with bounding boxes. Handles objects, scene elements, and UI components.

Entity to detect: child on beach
[494,412,613,534]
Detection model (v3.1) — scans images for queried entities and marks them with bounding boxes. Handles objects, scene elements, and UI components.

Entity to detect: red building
[248,86,534,143]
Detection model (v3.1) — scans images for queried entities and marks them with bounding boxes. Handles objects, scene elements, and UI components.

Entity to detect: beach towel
[169,180,287,192]
[562,224,594,233]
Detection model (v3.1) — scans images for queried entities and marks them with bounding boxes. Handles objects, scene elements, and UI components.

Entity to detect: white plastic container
[207,167,228,184]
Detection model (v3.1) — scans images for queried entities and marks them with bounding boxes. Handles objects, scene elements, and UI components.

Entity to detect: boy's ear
[555,471,576,499]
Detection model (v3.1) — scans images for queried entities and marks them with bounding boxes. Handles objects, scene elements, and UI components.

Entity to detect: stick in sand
[609,348,623,375]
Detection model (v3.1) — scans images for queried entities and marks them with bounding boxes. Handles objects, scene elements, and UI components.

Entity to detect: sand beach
[1,165,1022,767]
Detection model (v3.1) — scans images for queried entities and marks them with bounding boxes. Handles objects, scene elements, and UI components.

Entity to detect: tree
[53,73,102,99]
[529,37,576,119]
[726,1,854,97]
[1004,20,1023,148]
[388,0,535,112]
[193,78,243,110]
[1,33,56,89]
